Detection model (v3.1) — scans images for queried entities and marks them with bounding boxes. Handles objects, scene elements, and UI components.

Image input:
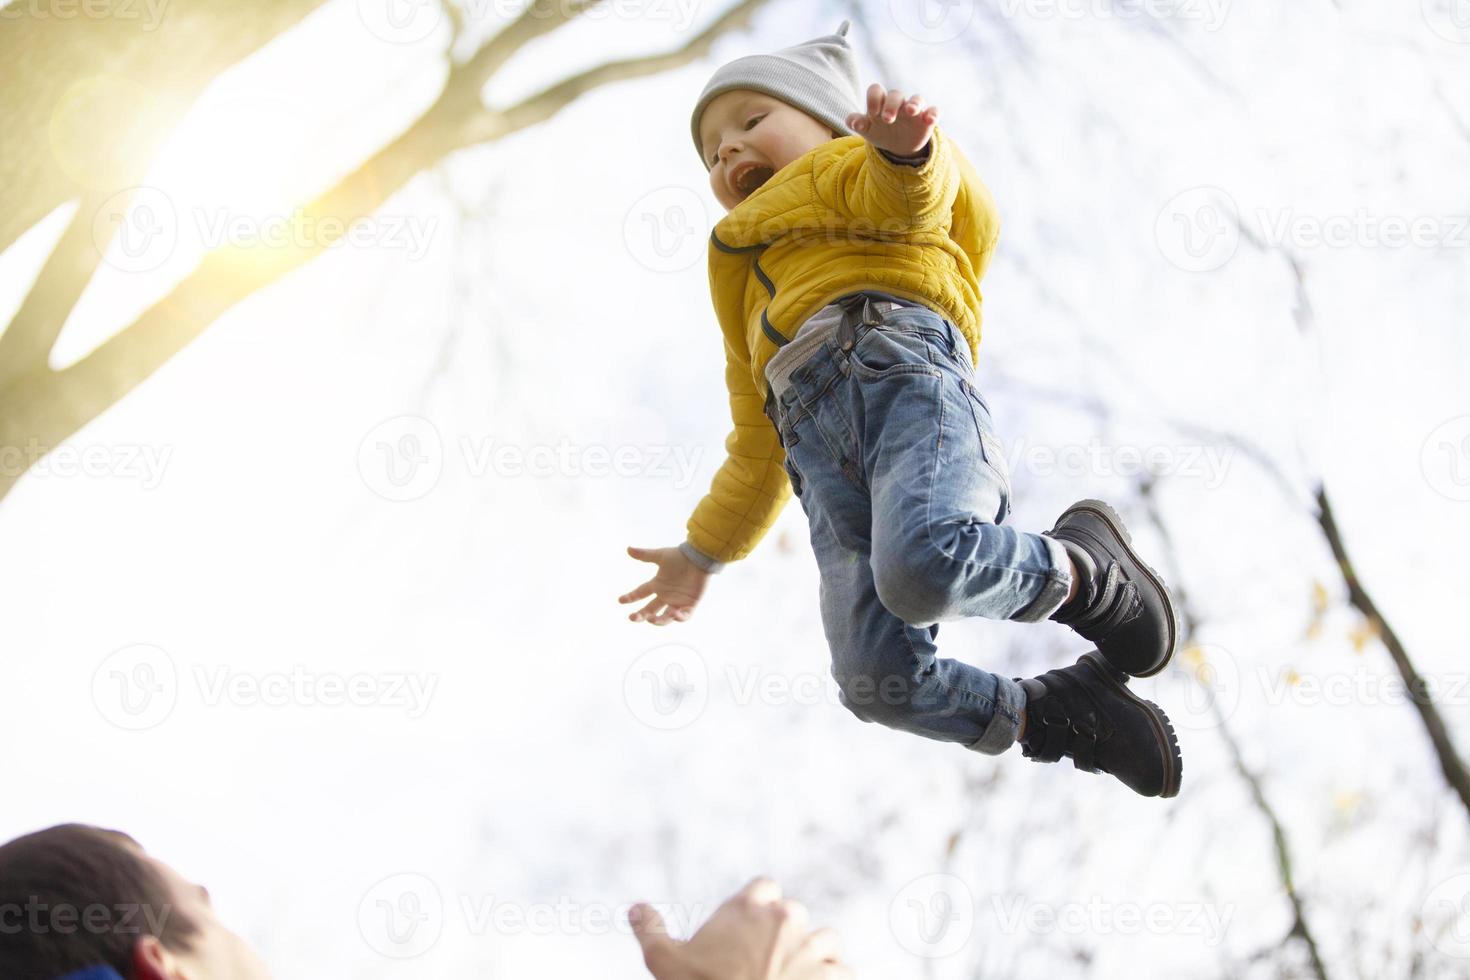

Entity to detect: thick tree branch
[0,0,776,503]
[0,188,131,391]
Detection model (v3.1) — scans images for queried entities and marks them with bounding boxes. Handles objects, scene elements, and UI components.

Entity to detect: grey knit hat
[690,19,863,169]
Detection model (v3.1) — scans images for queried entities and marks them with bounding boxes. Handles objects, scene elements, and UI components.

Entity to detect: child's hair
[689,20,863,168]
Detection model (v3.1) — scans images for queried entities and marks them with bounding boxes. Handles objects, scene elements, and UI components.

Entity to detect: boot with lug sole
[1043,498,1180,677]
[1015,651,1183,798]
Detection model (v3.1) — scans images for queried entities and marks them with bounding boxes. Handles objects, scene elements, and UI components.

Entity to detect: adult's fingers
[628,904,677,973]
[793,926,842,965]
[734,875,784,906]
[775,898,811,937]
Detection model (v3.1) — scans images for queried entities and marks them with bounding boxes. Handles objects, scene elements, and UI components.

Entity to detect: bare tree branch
[0,0,776,503]
[1135,475,1330,980]
[1312,483,1470,817]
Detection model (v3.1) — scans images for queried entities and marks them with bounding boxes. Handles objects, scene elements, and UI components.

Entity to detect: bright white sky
[1,1,1468,977]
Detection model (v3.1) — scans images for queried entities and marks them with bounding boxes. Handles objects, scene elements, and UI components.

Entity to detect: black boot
[1043,498,1180,677]
[1015,652,1182,798]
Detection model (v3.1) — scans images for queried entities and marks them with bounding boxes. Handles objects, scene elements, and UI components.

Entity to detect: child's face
[698,90,839,211]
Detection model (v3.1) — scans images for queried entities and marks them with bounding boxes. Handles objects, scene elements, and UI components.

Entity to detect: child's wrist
[678,539,725,574]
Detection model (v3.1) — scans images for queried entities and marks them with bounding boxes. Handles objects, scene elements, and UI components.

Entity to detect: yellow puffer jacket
[684,124,1002,566]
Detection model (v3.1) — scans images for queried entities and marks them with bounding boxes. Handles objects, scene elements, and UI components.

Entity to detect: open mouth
[729,162,775,199]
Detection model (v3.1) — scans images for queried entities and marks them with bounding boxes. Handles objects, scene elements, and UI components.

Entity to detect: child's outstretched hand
[620,545,708,625]
[846,82,938,157]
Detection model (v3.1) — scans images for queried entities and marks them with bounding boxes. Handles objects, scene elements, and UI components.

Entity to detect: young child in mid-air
[619,21,1184,797]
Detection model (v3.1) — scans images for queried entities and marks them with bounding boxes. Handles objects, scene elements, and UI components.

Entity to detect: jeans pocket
[846,324,946,380]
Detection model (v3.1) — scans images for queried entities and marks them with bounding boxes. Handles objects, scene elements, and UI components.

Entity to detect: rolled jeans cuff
[967,674,1027,756]
[1011,532,1073,623]
[679,540,726,574]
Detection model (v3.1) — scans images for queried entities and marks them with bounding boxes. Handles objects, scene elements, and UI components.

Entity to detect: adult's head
[0,823,271,980]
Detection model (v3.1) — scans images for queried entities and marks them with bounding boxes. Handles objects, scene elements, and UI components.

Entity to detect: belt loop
[837,298,859,352]
[763,382,785,448]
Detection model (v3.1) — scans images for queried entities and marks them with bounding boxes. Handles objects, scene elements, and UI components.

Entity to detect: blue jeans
[766,294,1073,755]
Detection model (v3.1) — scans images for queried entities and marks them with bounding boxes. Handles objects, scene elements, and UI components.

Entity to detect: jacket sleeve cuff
[877,141,932,167]
[679,540,727,574]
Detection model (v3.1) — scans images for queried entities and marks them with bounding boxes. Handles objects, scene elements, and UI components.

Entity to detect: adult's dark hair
[0,823,201,980]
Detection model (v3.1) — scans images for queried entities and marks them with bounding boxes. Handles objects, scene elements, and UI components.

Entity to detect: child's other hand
[620,545,708,625]
[846,82,938,157]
